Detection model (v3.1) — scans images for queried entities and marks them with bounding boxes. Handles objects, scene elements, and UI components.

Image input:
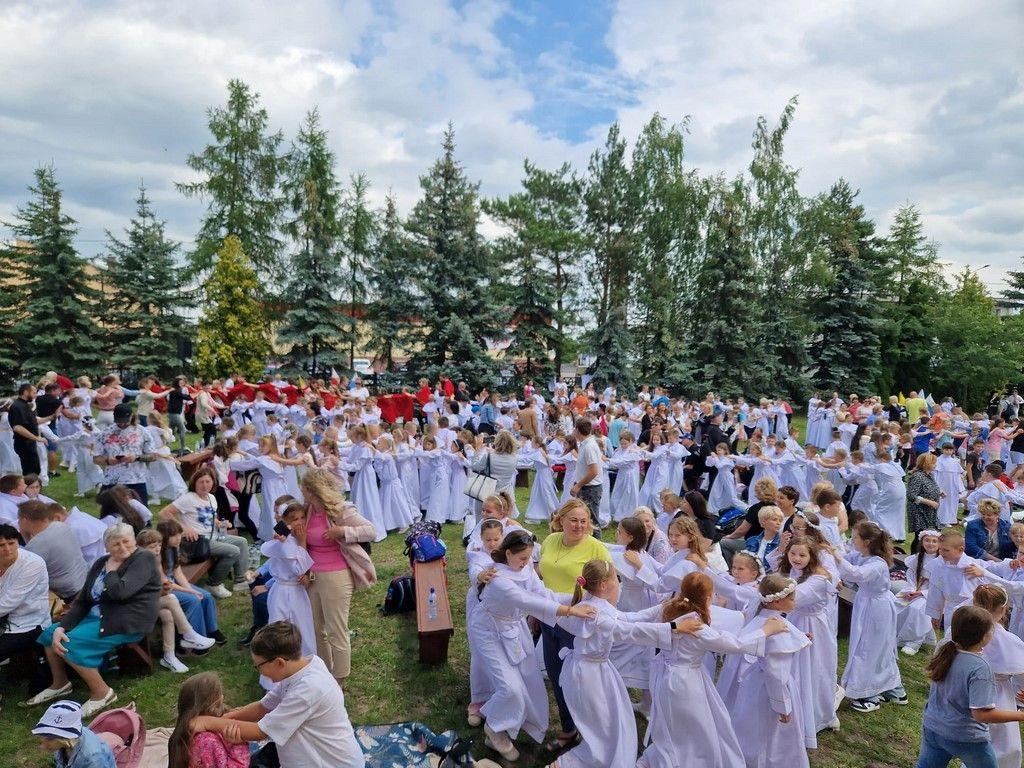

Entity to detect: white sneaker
[208,584,232,599]
[160,655,189,673]
[825,717,840,731]
[181,633,216,650]
[81,688,117,718]
[901,644,920,656]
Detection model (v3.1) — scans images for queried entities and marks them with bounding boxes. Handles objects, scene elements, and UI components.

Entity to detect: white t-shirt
[575,436,603,487]
[171,491,217,535]
[259,656,362,768]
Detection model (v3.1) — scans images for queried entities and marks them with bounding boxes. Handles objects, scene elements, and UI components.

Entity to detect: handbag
[179,535,211,565]
[465,453,498,502]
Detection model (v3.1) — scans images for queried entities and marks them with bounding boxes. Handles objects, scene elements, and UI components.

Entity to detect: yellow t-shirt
[538,533,612,594]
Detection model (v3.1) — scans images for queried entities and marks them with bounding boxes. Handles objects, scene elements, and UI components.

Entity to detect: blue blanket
[354,722,471,767]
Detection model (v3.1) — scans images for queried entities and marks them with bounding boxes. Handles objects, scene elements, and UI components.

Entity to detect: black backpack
[379,574,416,616]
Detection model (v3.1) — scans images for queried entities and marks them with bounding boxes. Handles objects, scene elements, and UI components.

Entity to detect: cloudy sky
[1,0,1021,290]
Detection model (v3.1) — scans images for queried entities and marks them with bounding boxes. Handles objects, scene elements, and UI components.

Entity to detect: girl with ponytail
[551,560,700,768]
[474,530,597,762]
[894,529,940,657]
[973,584,1024,768]
[916,604,1024,768]
[640,572,787,768]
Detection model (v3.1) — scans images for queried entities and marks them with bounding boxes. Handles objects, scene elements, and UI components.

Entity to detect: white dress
[58,431,104,494]
[639,445,673,513]
[395,441,422,514]
[524,448,559,523]
[607,545,662,688]
[0,414,19,474]
[374,453,415,531]
[344,444,386,542]
[787,572,839,737]
[417,448,452,526]
[447,450,471,523]
[836,553,902,699]
[465,549,496,705]
[653,548,701,595]
[145,426,188,502]
[476,565,565,742]
[988,559,1024,640]
[640,612,767,768]
[607,448,643,523]
[840,464,877,515]
[934,455,965,525]
[555,597,673,768]
[229,455,290,542]
[865,461,907,541]
[705,454,743,514]
[980,623,1024,768]
[893,553,937,651]
[260,537,316,657]
[66,506,110,564]
[665,442,689,495]
[730,611,812,768]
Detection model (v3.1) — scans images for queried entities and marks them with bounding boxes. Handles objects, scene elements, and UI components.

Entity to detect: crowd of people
[2,370,1024,767]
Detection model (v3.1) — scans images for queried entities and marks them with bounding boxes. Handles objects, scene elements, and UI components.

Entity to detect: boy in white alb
[190,621,363,768]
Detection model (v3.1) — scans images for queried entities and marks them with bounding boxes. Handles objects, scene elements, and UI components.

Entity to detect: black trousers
[14,438,40,475]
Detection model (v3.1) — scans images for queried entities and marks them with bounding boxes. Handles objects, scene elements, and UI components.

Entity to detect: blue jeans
[540,623,576,734]
[916,727,997,768]
[174,588,219,636]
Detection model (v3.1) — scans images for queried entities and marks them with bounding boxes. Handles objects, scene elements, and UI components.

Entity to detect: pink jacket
[332,507,378,590]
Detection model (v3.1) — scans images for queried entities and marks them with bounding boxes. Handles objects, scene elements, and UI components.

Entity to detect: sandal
[22,682,72,707]
[545,730,580,752]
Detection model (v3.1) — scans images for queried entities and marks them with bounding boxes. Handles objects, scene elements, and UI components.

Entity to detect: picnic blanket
[355,721,473,767]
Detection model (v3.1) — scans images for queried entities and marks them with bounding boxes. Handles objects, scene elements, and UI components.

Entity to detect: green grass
[1,419,945,767]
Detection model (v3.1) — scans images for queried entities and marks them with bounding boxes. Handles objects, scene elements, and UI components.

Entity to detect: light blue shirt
[922,650,996,742]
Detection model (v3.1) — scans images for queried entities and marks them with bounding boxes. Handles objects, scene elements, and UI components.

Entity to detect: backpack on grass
[379,574,417,615]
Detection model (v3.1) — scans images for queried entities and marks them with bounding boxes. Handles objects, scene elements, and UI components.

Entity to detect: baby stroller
[90,704,146,768]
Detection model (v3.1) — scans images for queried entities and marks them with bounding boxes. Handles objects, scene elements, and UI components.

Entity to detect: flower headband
[760,580,797,604]
[919,529,941,539]
[795,510,820,530]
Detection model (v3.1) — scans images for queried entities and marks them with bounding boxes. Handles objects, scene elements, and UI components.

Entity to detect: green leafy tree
[196,236,270,379]
[178,79,284,282]
[364,194,418,371]
[932,270,1024,410]
[685,179,760,396]
[806,181,881,392]
[404,125,501,387]
[339,173,377,371]
[103,186,190,378]
[585,123,638,391]
[484,160,584,383]
[2,166,104,375]
[277,109,348,375]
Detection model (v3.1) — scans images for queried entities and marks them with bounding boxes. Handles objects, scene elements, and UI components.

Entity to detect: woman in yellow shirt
[537,499,611,749]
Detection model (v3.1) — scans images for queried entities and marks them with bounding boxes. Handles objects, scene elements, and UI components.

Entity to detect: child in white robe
[53,505,109,564]
[393,426,421,516]
[475,532,597,762]
[447,439,472,523]
[374,436,416,532]
[973,583,1024,768]
[705,443,743,515]
[416,436,452,526]
[730,573,812,768]
[552,558,687,768]
[230,436,305,542]
[834,521,905,712]
[652,517,709,595]
[145,414,188,503]
[341,426,386,541]
[465,519,504,726]
[639,434,673,513]
[524,436,559,523]
[986,522,1024,640]
[607,431,643,523]
[935,444,966,525]
[862,448,907,542]
[926,530,986,634]
[893,530,940,655]
[55,427,104,496]
[258,502,316,688]
[639,571,786,768]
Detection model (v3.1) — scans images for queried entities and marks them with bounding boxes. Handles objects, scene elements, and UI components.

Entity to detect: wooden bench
[182,558,213,584]
[414,558,453,665]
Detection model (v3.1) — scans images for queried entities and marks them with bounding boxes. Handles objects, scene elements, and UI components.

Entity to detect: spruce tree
[196,236,270,379]
[339,173,377,371]
[277,109,348,375]
[483,160,583,383]
[685,179,759,396]
[364,194,418,372]
[585,123,638,391]
[404,125,500,387]
[806,181,881,392]
[178,79,284,282]
[3,166,104,375]
[104,186,189,378]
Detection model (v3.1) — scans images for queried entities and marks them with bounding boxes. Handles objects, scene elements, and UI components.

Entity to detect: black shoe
[211,630,228,645]
[238,630,255,647]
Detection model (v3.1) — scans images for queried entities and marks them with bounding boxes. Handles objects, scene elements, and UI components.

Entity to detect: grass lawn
[1,418,945,767]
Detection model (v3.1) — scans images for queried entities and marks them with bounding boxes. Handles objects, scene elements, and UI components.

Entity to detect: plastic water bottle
[428,587,437,621]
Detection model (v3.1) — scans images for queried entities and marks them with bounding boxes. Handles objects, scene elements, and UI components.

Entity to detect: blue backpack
[406,533,447,563]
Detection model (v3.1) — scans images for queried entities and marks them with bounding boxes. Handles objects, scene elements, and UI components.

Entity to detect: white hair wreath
[760,580,797,604]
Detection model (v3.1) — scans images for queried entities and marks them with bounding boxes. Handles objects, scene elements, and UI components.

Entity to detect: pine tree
[585,123,638,391]
[339,173,377,371]
[685,179,760,396]
[196,236,270,379]
[277,109,348,376]
[104,186,189,378]
[2,166,104,375]
[178,79,284,282]
[806,181,881,392]
[364,195,417,372]
[483,160,583,384]
[404,125,501,387]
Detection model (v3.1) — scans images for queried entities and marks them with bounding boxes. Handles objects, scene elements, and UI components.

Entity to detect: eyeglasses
[254,657,279,671]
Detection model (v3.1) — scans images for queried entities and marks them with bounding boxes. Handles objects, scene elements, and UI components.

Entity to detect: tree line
[1,80,1021,410]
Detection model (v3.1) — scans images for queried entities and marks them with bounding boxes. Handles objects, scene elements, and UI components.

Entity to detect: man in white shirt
[190,621,363,768]
[569,419,603,532]
[348,377,370,403]
[0,524,51,664]
[0,473,28,525]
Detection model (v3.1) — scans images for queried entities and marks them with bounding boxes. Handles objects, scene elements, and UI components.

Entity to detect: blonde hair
[915,452,937,472]
[570,559,615,605]
[753,477,778,502]
[757,505,784,525]
[301,468,354,524]
[667,516,707,564]
[978,498,1001,517]
[550,499,593,535]
[493,430,518,455]
[1009,522,1024,538]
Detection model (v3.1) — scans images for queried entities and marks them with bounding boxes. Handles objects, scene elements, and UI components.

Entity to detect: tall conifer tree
[364,195,417,372]
[339,173,377,371]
